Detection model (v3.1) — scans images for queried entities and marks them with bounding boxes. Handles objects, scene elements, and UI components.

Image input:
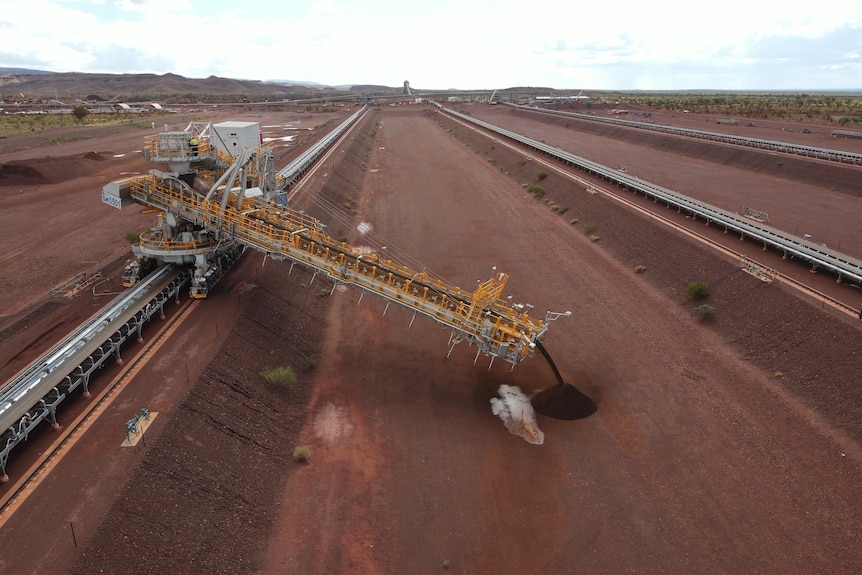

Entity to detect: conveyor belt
[510,103,862,165]
[440,105,862,286]
[277,106,367,191]
[0,266,188,479]
[126,177,555,368]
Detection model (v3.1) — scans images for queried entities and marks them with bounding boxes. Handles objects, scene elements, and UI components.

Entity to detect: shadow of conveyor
[530,341,598,420]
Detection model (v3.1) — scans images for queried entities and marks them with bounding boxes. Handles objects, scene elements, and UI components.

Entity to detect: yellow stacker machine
[103,119,569,368]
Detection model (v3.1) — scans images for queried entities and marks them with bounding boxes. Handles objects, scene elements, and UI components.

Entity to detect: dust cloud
[490,385,544,445]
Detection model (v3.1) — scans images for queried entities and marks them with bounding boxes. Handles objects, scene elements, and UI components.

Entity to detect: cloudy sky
[2,0,861,91]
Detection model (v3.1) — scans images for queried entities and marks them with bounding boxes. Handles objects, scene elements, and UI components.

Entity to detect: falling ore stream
[530,341,598,420]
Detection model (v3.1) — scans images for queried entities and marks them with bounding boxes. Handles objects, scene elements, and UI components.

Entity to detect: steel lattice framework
[125,173,556,367]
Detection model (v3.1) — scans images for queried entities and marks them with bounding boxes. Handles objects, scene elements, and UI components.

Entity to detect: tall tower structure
[403,80,411,96]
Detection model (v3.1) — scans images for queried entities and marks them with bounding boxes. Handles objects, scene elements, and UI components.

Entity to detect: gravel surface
[1,103,861,575]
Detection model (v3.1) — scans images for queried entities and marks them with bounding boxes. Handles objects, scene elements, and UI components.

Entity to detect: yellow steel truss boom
[127,174,553,366]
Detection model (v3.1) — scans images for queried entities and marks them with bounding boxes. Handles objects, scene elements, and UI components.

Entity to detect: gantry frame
[123,172,559,366]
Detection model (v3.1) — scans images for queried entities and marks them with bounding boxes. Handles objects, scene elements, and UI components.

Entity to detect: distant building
[529,94,590,105]
[532,96,556,105]
[557,95,591,104]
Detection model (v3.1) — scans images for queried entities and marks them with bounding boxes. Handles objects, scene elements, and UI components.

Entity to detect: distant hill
[0,71,384,102]
[266,79,333,89]
[0,67,55,75]
[0,71,569,104]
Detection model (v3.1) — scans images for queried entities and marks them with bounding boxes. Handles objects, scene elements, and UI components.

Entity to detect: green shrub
[686,282,711,299]
[693,304,717,321]
[125,231,142,244]
[583,222,597,234]
[537,171,548,181]
[293,446,312,463]
[72,105,90,122]
[261,366,297,387]
[530,185,546,198]
[303,355,318,370]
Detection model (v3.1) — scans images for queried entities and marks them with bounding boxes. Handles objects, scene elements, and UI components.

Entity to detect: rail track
[440,105,862,287]
[0,296,197,523]
[2,102,857,526]
[511,103,862,165]
[441,107,860,319]
[0,266,189,480]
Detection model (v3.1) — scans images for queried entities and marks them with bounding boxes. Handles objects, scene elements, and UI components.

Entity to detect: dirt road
[260,107,862,574]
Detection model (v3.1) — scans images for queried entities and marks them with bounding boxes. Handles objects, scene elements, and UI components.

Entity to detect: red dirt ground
[1,103,861,574]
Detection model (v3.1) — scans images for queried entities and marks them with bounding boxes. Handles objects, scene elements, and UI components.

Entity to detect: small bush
[583,222,597,234]
[537,171,548,181]
[261,366,297,387]
[686,281,711,299]
[635,265,648,274]
[693,304,717,321]
[125,230,142,243]
[569,218,579,225]
[72,105,90,122]
[303,355,318,370]
[589,235,601,242]
[530,185,546,198]
[293,446,312,463]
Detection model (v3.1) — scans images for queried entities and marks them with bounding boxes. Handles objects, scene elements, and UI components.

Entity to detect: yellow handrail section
[128,175,548,365]
[138,230,220,253]
[144,132,213,161]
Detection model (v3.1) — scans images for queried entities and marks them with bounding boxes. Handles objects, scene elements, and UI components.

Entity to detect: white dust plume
[490,385,544,445]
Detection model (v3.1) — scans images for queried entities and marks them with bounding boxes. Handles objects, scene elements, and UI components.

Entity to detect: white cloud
[1,0,861,90]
